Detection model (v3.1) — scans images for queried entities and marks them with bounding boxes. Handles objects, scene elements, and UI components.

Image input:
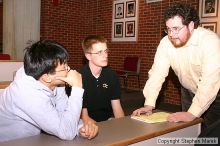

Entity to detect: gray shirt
[0,67,84,142]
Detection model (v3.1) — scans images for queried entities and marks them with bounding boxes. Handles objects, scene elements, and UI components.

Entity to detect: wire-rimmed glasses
[164,26,185,35]
[86,49,109,56]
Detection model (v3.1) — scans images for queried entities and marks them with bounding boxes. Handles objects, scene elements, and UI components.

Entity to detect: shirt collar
[185,27,200,47]
[18,66,57,97]
[85,63,102,79]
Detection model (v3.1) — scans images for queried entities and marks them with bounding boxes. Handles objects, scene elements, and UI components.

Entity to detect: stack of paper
[131,112,170,123]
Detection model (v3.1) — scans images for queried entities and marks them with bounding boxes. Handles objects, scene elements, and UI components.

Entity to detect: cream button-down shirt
[143,27,220,117]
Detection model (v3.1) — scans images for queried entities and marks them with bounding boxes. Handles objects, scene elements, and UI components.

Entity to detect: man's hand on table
[79,121,98,139]
[167,112,196,122]
[132,105,154,116]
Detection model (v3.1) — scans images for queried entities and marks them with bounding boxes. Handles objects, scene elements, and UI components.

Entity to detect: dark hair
[164,3,200,28]
[206,0,214,4]
[24,40,69,80]
[82,35,107,53]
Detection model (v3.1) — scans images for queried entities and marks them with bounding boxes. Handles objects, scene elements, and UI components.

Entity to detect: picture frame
[125,21,135,37]
[115,3,124,19]
[112,0,138,41]
[145,0,162,3]
[201,0,218,18]
[201,22,217,32]
[126,1,136,18]
[114,22,123,38]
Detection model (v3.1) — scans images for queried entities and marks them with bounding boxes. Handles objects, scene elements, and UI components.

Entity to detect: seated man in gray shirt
[0,40,98,142]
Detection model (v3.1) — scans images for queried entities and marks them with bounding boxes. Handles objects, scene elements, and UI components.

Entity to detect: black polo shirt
[80,64,121,122]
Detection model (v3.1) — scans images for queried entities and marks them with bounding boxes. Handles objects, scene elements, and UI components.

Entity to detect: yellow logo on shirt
[103,83,108,88]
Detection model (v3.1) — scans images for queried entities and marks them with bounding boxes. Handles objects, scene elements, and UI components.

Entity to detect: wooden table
[0,116,202,146]
[0,81,11,89]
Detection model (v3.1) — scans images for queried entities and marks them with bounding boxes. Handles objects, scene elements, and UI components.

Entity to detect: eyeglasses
[164,26,185,35]
[55,64,70,72]
[87,49,109,56]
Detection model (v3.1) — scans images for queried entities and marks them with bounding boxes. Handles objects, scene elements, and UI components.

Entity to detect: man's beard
[169,31,191,48]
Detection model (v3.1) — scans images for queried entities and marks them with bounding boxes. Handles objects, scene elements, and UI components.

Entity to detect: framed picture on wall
[125,21,135,37]
[126,1,136,17]
[112,0,138,41]
[201,22,217,32]
[145,0,162,3]
[115,3,124,19]
[114,22,123,37]
[201,0,218,18]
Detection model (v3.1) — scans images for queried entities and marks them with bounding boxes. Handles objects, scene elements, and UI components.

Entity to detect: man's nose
[169,30,177,37]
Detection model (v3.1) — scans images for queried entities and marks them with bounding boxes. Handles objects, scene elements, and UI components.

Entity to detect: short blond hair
[82,35,107,53]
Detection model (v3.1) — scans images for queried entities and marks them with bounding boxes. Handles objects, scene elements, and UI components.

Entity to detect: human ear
[85,53,91,61]
[40,73,52,83]
[188,21,194,33]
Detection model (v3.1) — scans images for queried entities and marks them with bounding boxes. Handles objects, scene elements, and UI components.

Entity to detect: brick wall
[40,0,199,105]
[40,0,86,68]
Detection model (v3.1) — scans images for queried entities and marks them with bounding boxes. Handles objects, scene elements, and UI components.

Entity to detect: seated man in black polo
[80,35,125,123]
